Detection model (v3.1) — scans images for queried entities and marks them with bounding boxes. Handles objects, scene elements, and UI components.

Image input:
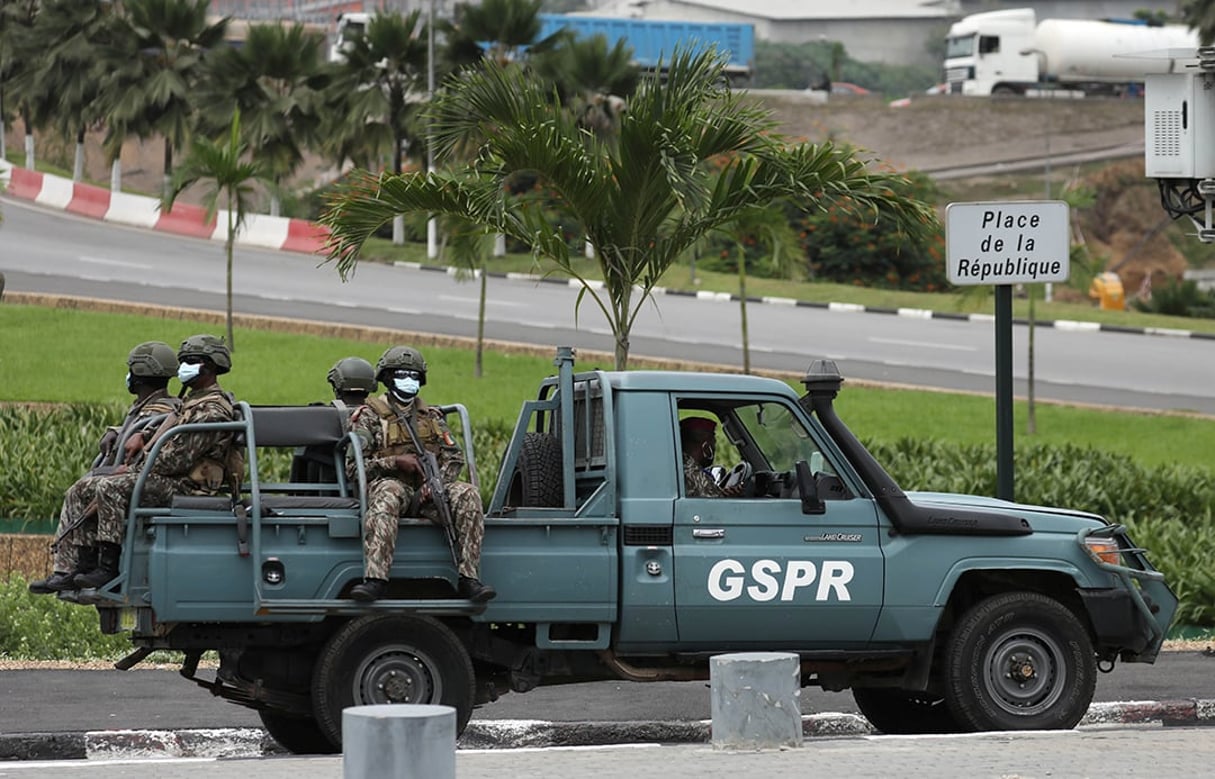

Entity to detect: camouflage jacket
[683,451,724,498]
[97,389,182,469]
[150,386,238,481]
[348,394,464,486]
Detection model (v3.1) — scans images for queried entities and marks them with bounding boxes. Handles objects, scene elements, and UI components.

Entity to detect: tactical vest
[363,395,442,459]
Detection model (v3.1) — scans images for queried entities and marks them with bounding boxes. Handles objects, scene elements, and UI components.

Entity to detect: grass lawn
[2,304,1211,470]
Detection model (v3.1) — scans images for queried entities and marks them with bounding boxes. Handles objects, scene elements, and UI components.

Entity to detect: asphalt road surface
[1,649,1211,734]
[4,198,1215,414]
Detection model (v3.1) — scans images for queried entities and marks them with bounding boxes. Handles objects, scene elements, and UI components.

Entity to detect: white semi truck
[944,8,1197,96]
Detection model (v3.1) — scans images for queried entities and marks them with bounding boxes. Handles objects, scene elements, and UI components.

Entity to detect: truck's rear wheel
[258,709,339,755]
[311,614,475,749]
[507,432,563,507]
[852,688,961,734]
[944,591,1095,731]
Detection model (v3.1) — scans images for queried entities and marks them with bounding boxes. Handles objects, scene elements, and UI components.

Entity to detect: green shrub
[0,574,130,659]
[1132,278,1215,319]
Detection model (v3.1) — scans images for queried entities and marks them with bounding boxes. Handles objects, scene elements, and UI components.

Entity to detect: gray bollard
[710,651,802,750]
[342,704,455,779]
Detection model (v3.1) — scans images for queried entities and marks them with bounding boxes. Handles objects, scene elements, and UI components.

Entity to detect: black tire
[944,591,1095,731]
[311,614,475,750]
[506,432,563,508]
[258,709,339,755]
[991,85,1019,96]
[852,688,962,734]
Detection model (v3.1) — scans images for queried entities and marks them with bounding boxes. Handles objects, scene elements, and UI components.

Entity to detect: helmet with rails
[376,346,427,386]
[328,357,377,394]
[178,334,232,375]
[128,341,178,379]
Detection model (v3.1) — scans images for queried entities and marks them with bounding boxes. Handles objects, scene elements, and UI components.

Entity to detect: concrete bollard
[342,704,455,779]
[710,651,802,750]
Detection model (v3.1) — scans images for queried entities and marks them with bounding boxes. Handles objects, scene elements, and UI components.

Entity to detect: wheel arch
[933,566,1094,648]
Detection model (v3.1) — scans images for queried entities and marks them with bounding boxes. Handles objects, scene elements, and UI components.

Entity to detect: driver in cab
[680,417,744,498]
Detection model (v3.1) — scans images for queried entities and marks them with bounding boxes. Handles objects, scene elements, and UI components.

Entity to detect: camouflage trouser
[94,471,189,545]
[363,478,486,581]
[50,475,103,572]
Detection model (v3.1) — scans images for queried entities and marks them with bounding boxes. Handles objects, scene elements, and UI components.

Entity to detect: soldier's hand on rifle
[98,429,119,456]
[394,454,421,475]
[123,432,145,462]
[419,483,433,503]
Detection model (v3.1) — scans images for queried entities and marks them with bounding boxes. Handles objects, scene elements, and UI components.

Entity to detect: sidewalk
[1,699,1212,761]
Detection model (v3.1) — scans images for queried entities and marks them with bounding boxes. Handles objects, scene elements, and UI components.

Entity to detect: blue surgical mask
[125,371,135,394]
[177,362,202,384]
[391,377,420,399]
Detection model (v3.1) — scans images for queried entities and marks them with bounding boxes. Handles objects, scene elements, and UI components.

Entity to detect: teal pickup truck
[87,347,1176,752]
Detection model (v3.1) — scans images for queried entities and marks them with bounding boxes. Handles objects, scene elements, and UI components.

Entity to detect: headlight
[1084,537,1121,566]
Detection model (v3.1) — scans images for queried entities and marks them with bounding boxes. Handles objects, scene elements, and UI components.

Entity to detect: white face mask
[391,377,420,399]
[177,362,202,385]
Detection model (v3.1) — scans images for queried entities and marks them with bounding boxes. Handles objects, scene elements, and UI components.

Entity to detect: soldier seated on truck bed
[74,335,241,590]
[29,341,182,596]
[346,345,495,604]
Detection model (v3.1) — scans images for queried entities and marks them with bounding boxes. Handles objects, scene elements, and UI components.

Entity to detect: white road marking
[438,295,524,307]
[870,337,977,352]
[77,255,152,269]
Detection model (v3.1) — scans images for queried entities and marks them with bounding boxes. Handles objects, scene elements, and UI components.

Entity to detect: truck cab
[86,347,1175,751]
[944,8,1039,95]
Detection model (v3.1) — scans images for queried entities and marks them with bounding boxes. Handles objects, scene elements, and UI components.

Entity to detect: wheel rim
[352,644,443,706]
[982,627,1066,717]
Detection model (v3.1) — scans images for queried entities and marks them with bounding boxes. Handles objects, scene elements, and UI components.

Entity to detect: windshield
[945,34,975,59]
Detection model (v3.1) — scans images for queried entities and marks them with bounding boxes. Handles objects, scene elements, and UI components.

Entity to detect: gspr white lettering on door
[707,559,854,602]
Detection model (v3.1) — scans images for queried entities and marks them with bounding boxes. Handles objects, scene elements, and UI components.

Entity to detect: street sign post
[945,201,1070,501]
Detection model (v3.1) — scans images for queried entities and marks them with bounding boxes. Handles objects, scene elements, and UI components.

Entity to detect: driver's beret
[680,417,717,435]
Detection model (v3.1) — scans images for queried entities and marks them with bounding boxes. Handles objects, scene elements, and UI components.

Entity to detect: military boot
[57,545,98,602]
[350,578,388,602]
[458,576,497,603]
[27,570,76,595]
[73,542,121,591]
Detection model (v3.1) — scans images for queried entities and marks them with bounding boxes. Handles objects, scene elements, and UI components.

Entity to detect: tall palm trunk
[73,127,85,181]
[738,247,750,374]
[163,139,174,201]
[225,190,236,351]
[476,269,487,378]
[21,107,34,169]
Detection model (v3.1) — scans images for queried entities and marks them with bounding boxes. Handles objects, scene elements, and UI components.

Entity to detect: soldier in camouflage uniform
[327,356,376,409]
[346,346,495,603]
[680,417,742,498]
[74,335,240,591]
[28,342,182,595]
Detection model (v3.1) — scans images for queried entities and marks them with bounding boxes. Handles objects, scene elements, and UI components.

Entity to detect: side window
[978,35,1000,55]
[735,402,834,476]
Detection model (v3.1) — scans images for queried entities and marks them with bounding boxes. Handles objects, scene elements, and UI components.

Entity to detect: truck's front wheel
[944,591,1095,731]
[311,614,475,749]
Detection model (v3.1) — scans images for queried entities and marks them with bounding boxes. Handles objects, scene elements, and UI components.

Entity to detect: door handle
[693,528,726,539]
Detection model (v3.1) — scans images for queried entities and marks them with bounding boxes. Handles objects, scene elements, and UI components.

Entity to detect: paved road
[2,649,1211,734]
[0,726,1213,778]
[4,197,1215,414]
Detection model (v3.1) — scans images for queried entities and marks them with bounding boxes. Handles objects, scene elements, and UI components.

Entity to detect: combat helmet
[178,334,231,375]
[127,341,178,379]
[328,357,377,394]
[376,346,427,386]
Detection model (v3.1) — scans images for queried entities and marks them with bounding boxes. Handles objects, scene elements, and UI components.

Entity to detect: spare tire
[507,432,563,508]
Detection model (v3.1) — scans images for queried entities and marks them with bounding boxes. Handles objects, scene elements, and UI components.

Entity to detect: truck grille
[624,526,673,546]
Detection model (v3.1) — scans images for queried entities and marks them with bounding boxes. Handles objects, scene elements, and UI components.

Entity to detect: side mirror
[795,460,825,515]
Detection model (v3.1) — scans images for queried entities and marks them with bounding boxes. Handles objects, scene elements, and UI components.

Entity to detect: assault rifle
[395,409,462,570]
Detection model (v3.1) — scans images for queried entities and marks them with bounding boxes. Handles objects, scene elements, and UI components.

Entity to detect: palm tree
[165,109,273,350]
[444,0,555,70]
[439,213,497,377]
[323,10,428,176]
[1184,0,1215,45]
[710,206,803,374]
[105,0,228,198]
[198,22,328,216]
[1,0,42,167]
[22,0,123,180]
[322,49,935,370]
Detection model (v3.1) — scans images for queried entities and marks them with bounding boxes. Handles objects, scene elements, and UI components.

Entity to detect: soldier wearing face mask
[29,341,182,596]
[346,346,494,603]
[74,335,240,591]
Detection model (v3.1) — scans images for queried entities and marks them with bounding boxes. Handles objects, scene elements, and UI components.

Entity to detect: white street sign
[946,201,1070,286]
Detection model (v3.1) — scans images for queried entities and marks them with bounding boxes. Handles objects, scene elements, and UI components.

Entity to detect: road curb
[396,261,1215,341]
[2,701,1213,761]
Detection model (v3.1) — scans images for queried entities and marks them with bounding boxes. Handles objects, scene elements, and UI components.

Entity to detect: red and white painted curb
[0,160,328,256]
[1,701,1212,760]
